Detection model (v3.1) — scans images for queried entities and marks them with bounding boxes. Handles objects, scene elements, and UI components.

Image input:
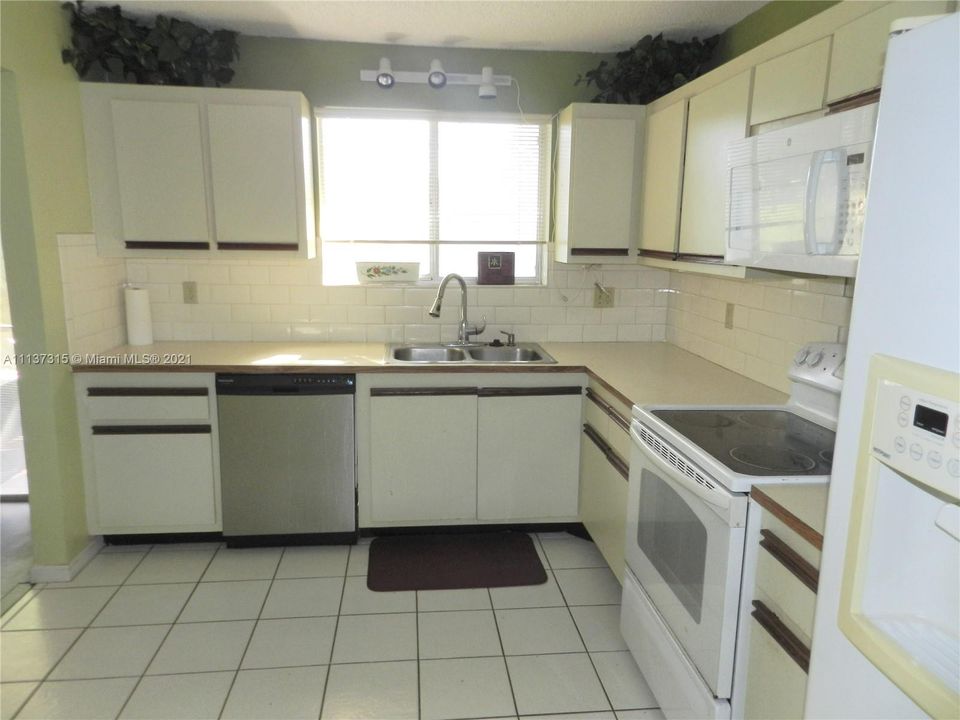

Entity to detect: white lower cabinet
[370,390,478,523]
[91,431,217,530]
[358,373,585,527]
[477,389,582,521]
[75,373,221,534]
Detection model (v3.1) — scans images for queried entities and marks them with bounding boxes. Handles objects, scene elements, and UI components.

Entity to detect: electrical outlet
[593,285,614,309]
[724,302,735,329]
[182,281,198,304]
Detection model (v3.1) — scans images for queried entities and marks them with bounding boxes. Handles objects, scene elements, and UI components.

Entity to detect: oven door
[625,420,748,699]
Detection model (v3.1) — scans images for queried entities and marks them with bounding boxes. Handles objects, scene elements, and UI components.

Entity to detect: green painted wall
[1,2,92,566]
[714,0,840,62]
[231,36,606,114]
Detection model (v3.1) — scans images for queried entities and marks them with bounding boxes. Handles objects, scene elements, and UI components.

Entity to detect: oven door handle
[631,424,743,524]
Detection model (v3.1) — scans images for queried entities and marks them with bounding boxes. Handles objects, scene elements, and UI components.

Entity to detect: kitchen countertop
[751,483,829,549]
[72,341,788,408]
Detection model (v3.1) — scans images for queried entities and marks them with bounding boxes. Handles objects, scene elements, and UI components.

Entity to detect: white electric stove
[621,342,845,720]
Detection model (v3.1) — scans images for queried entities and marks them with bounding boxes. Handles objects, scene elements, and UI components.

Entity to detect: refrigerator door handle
[804,148,848,255]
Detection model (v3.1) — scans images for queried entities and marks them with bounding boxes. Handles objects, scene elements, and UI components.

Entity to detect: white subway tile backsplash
[231,304,272,323]
[58,236,853,396]
[230,265,270,285]
[347,306,385,324]
[250,285,290,305]
[309,305,349,323]
[547,325,582,342]
[582,325,618,342]
[210,285,252,304]
[667,269,852,393]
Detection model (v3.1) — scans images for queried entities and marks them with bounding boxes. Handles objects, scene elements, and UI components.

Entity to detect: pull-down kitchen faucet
[428,273,486,345]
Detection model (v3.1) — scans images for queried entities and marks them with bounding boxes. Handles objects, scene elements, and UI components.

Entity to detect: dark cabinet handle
[583,423,629,480]
[92,425,211,435]
[751,600,810,673]
[371,387,478,397]
[88,387,208,397]
[585,387,630,432]
[760,529,819,593]
[478,386,582,397]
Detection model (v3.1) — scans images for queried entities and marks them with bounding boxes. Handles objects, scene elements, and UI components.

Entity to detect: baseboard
[29,537,103,583]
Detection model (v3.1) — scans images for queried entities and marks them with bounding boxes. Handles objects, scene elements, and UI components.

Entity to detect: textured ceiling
[88,1,767,52]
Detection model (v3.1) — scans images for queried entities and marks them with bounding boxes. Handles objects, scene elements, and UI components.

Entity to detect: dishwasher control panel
[216,373,356,395]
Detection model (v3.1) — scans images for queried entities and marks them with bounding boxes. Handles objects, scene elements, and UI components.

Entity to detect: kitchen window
[316,109,551,285]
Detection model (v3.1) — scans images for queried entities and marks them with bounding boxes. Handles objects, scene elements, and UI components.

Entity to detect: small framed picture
[478,252,515,285]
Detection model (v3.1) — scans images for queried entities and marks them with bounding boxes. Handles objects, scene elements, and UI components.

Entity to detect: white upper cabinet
[751,38,831,125]
[678,70,752,258]
[111,100,209,246]
[826,1,953,104]
[81,83,316,257]
[207,103,306,249]
[554,103,646,263]
[638,100,687,256]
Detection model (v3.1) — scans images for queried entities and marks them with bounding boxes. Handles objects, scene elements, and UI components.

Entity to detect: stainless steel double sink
[387,343,556,364]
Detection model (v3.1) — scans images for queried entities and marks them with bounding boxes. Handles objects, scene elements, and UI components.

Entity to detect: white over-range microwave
[725,104,878,277]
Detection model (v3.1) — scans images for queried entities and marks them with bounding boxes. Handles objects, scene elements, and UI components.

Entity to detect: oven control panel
[872,377,960,488]
[788,342,846,393]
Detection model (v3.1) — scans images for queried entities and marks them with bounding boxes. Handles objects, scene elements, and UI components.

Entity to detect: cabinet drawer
[584,386,632,463]
[86,387,210,422]
[580,427,628,581]
[754,529,818,641]
[744,606,808,720]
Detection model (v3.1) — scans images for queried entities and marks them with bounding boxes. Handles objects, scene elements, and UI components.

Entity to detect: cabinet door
[91,429,218,532]
[111,99,209,246]
[827,2,952,103]
[639,100,687,255]
[678,71,752,258]
[369,391,478,523]
[579,427,629,582]
[751,38,831,125]
[207,103,301,249]
[569,117,637,253]
[476,389,582,521]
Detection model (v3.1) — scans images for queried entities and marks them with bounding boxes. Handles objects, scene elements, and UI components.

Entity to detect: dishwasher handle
[216,373,356,395]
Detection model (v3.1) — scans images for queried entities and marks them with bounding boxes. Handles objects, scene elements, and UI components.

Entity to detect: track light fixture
[360,59,512,93]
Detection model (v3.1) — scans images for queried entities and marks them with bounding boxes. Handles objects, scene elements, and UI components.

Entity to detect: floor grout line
[316,542,352,719]
[8,547,148,719]
[215,546,286,719]
[112,543,220,719]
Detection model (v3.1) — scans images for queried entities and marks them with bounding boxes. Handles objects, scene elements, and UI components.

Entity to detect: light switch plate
[182,281,198,304]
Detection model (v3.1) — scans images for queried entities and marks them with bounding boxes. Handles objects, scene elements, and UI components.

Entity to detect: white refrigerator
[806,13,959,720]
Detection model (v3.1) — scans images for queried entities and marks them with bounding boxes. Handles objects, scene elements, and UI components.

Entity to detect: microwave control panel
[872,377,960,490]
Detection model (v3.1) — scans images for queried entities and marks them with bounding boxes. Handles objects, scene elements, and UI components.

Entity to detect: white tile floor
[0,533,663,720]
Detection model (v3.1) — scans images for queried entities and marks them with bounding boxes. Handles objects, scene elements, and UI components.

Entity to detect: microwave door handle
[804,148,848,255]
[630,425,738,520]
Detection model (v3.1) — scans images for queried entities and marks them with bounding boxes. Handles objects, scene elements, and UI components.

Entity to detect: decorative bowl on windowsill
[356,262,420,284]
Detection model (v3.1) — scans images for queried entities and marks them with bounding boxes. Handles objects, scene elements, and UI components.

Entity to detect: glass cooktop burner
[650,408,835,477]
[729,445,817,473]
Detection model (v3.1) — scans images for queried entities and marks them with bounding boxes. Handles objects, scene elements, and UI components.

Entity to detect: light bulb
[478,66,496,99]
[427,59,447,89]
[376,57,395,89]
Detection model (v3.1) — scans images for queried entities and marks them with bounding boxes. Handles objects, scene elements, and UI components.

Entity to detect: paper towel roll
[124,286,154,346]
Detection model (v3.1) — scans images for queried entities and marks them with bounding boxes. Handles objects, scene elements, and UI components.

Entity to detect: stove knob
[807,351,824,366]
[794,348,810,365]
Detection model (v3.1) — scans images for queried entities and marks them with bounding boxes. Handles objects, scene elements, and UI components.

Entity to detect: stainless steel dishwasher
[216,373,356,545]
